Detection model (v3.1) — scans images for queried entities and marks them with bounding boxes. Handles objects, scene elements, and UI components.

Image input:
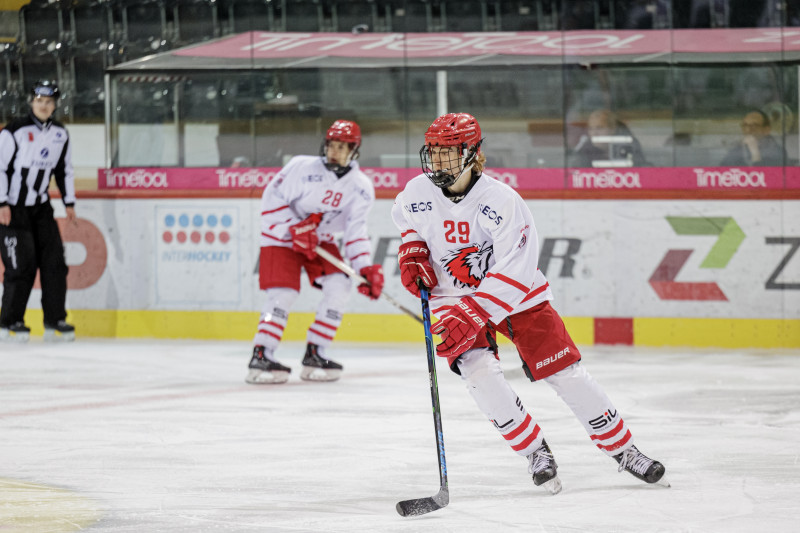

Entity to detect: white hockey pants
[457,348,634,457]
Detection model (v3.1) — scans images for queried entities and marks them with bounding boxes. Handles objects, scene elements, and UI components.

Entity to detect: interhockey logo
[589,408,618,430]
[441,242,493,288]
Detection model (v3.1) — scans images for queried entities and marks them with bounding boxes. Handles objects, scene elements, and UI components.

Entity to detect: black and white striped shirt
[0,113,75,208]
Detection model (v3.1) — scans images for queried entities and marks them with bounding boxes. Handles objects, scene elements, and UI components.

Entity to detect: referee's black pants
[0,202,68,327]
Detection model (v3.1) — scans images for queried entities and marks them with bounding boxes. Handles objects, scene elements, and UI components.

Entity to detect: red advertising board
[98,166,800,195]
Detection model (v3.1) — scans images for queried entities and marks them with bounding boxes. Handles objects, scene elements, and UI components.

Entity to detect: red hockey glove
[358,264,384,300]
[290,212,323,260]
[430,296,491,358]
[398,241,438,297]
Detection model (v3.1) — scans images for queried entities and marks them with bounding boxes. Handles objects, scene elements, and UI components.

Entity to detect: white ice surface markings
[1,340,799,532]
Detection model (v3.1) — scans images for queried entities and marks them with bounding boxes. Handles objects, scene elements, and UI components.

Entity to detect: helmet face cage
[420,113,483,189]
[420,143,478,189]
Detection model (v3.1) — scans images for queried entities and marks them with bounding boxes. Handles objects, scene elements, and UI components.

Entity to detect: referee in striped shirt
[0,80,76,342]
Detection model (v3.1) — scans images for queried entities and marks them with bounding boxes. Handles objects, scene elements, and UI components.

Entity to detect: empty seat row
[15,0,796,61]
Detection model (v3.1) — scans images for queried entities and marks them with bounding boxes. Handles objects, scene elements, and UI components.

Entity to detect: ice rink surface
[1,339,799,533]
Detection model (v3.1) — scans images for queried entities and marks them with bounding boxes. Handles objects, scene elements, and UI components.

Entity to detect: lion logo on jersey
[441,242,493,288]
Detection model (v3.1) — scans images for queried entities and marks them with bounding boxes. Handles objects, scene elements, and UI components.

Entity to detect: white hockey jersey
[260,155,375,273]
[392,173,553,323]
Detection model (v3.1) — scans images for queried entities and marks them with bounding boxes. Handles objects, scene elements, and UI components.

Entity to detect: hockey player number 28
[322,190,343,207]
[444,220,470,243]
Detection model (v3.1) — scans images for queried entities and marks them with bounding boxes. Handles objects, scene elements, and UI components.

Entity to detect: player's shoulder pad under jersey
[397,174,437,215]
[473,174,523,227]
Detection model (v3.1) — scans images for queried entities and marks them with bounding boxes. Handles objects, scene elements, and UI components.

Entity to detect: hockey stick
[313,245,423,324]
[396,284,449,517]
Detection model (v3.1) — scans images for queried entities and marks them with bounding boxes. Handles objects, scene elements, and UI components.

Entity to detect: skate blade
[43,330,75,342]
[0,331,30,343]
[245,368,289,384]
[300,366,342,382]
[654,476,671,488]
[541,476,562,495]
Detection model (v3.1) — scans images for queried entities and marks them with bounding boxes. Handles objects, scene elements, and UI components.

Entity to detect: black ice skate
[300,343,342,382]
[245,345,291,384]
[43,320,75,342]
[0,322,31,343]
[614,445,669,487]
[527,439,562,495]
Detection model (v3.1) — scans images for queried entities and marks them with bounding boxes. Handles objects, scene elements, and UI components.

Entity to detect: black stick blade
[396,489,449,517]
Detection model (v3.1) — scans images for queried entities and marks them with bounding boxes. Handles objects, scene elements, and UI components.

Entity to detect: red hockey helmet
[420,113,483,188]
[322,120,361,173]
[424,113,481,150]
[326,120,361,146]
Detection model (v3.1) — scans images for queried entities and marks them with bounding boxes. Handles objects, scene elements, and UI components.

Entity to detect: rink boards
[1,197,797,348]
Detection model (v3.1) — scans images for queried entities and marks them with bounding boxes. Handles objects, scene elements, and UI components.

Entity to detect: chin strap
[443,170,481,204]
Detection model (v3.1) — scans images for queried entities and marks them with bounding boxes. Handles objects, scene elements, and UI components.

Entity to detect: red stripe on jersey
[590,419,625,441]
[595,430,632,452]
[400,230,418,238]
[475,291,514,313]
[262,232,292,243]
[503,414,532,441]
[520,282,550,303]
[486,272,529,293]
[349,252,369,262]
[511,424,542,452]
[345,238,368,247]
[263,205,290,215]
[432,305,450,316]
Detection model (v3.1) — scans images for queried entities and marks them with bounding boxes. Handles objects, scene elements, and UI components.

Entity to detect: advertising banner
[3,198,797,322]
[98,166,800,192]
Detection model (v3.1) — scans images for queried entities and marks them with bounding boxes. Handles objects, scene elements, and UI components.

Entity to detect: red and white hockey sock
[253,288,298,355]
[306,273,350,348]
[544,362,633,456]
[457,348,544,457]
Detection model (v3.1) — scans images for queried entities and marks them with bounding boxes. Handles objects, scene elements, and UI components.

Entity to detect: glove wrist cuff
[459,296,490,326]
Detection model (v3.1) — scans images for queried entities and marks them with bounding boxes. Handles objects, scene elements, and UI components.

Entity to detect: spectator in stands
[720,110,786,166]
[231,156,251,168]
[569,109,648,167]
[621,0,670,29]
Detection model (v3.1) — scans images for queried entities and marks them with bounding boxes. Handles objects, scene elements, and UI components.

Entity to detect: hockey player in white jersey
[246,120,384,384]
[391,113,667,494]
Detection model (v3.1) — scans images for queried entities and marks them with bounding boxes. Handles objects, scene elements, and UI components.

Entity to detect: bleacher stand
[441,0,488,32]
[387,0,433,33]
[331,0,379,33]
[172,0,220,46]
[117,0,171,58]
[0,0,797,127]
[18,0,69,54]
[281,0,325,32]
[218,0,277,34]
